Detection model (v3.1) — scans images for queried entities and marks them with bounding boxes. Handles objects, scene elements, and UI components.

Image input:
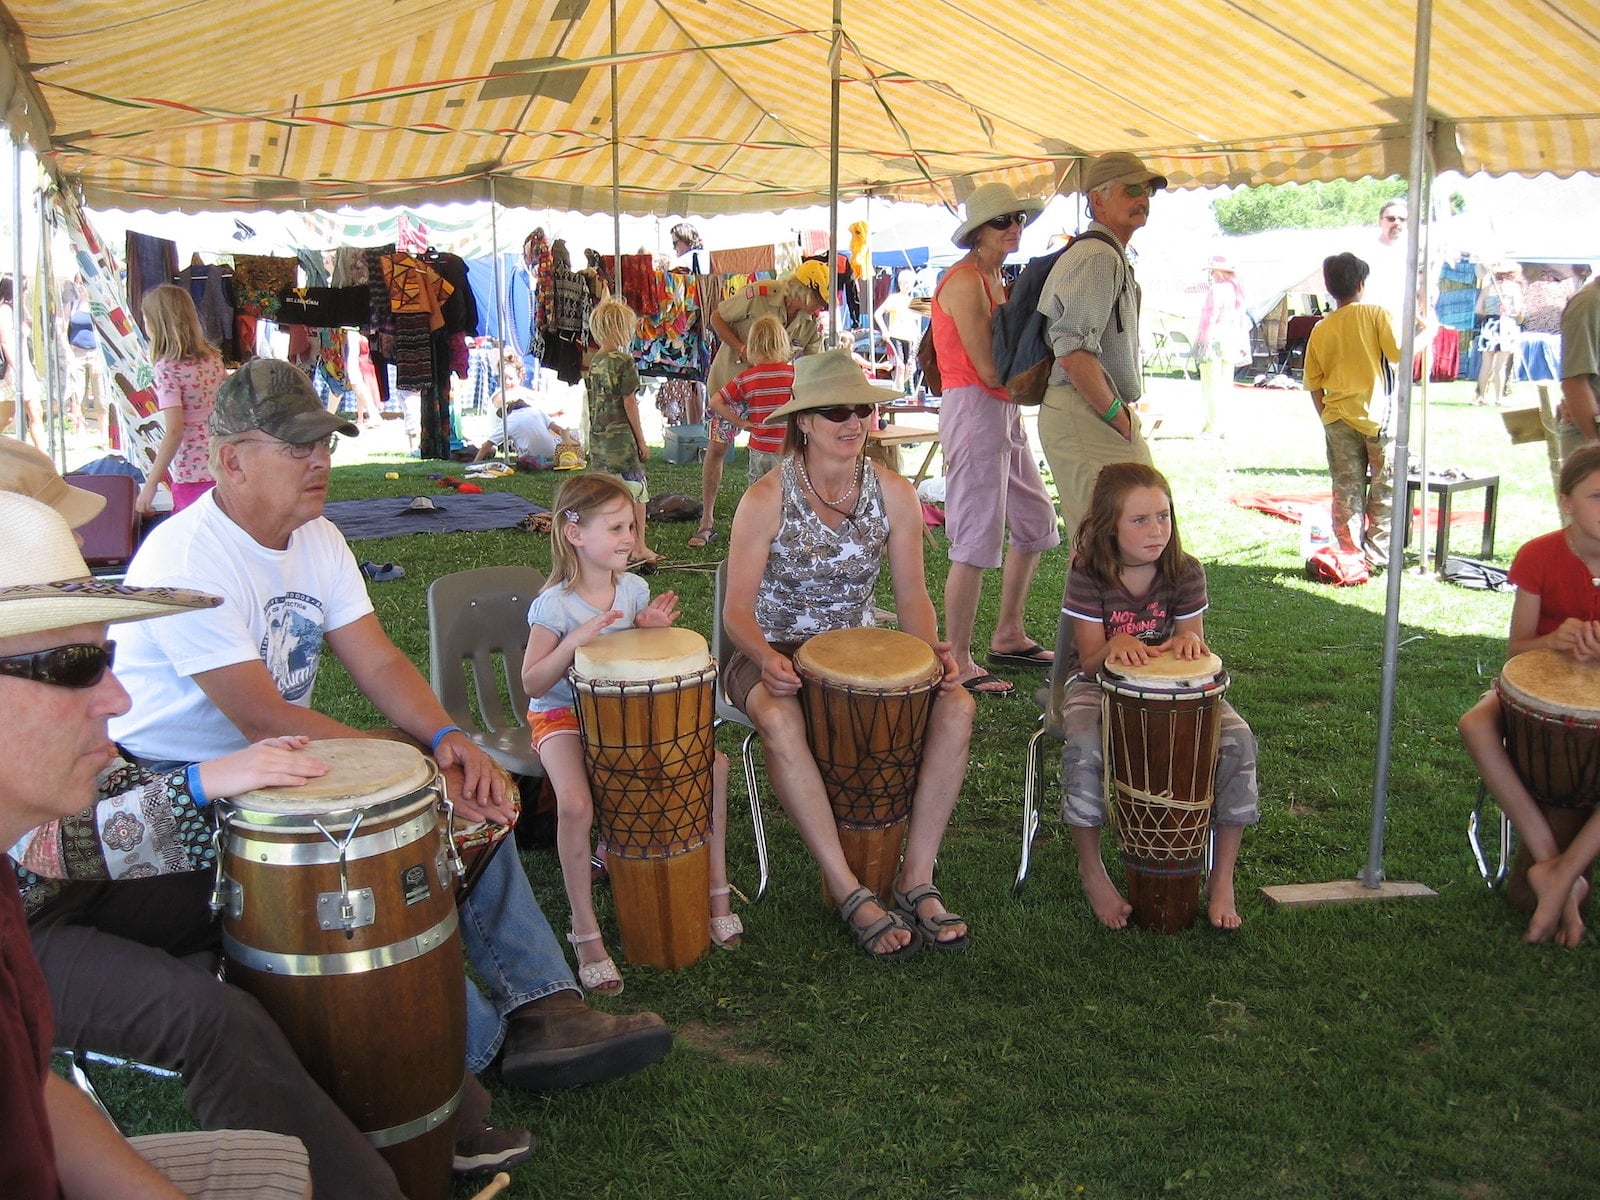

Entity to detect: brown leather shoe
[498,990,672,1091]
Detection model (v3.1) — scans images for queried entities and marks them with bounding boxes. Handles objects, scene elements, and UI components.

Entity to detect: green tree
[1212,178,1410,234]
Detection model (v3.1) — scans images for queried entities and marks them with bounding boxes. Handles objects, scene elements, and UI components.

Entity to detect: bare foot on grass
[1525,861,1588,947]
[1079,862,1132,930]
[1208,878,1241,930]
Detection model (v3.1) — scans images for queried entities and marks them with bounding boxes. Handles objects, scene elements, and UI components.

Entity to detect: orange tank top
[931,262,1006,398]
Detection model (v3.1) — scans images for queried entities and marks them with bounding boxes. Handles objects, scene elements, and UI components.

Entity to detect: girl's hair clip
[564,508,581,524]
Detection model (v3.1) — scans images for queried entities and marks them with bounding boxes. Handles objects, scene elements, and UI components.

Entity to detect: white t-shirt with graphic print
[109,490,373,762]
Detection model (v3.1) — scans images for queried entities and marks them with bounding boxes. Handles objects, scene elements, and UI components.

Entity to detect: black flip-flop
[987,642,1053,669]
[961,671,1014,696]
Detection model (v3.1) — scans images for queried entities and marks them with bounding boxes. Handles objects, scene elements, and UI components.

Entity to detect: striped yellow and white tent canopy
[3,0,1597,215]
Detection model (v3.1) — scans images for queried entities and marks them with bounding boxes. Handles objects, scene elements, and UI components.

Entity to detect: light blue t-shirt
[526,572,651,711]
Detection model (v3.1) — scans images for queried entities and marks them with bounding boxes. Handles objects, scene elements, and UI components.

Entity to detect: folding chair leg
[1468,781,1513,888]
[61,1049,119,1128]
[740,729,769,902]
[1015,725,1047,897]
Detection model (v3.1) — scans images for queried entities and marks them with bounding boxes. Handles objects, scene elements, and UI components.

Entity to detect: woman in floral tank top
[723,350,975,961]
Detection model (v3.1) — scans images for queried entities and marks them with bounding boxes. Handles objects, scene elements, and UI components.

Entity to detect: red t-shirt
[1509,530,1600,636]
[719,362,795,455]
[1,859,59,1199]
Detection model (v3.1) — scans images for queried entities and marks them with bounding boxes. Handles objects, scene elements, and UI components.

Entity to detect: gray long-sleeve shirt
[1039,220,1143,400]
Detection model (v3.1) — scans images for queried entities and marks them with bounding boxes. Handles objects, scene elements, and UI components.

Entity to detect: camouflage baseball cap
[210,359,358,443]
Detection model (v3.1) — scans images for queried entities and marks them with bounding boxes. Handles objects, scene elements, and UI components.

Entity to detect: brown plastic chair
[426,565,546,781]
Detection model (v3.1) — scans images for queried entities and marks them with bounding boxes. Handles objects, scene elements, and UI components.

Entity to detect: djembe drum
[218,738,465,1200]
[571,627,717,969]
[1494,649,1600,912]
[792,627,942,907]
[1099,653,1229,934]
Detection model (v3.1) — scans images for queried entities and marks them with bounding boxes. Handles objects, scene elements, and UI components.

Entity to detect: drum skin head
[1500,650,1600,721]
[793,627,940,689]
[229,738,433,813]
[1103,651,1223,691]
[574,627,711,682]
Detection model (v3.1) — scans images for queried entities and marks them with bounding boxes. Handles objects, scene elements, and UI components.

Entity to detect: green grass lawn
[80,376,1600,1199]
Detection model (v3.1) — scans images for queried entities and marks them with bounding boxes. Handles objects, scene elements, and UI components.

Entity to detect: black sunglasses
[0,641,116,689]
[984,211,1029,232]
[814,404,875,423]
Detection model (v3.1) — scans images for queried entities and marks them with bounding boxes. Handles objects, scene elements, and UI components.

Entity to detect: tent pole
[609,0,622,296]
[11,138,36,456]
[826,2,842,347]
[1361,0,1434,890]
[1413,154,1435,574]
[489,176,511,465]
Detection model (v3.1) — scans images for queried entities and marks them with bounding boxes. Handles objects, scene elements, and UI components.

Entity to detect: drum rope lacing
[1100,693,1217,862]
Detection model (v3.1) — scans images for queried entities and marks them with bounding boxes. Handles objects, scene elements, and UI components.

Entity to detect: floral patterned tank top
[755,456,890,643]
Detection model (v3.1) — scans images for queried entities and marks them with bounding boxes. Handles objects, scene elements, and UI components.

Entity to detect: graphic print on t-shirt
[1108,600,1169,644]
[260,592,325,701]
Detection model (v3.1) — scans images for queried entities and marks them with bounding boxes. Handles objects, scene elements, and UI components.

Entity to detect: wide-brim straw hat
[0,436,106,528]
[1206,255,1237,275]
[0,494,219,640]
[764,349,901,423]
[952,181,1047,248]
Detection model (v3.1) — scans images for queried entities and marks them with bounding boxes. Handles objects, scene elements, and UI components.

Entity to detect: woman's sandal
[687,526,718,549]
[565,930,624,995]
[709,885,744,949]
[891,881,970,952]
[837,886,921,962]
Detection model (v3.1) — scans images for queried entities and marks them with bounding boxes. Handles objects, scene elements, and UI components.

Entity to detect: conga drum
[571,627,717,969]
[219,739,466,1200]
[792,627,942,907]
[1494,649,1600,913]
[1099,653,1229,934]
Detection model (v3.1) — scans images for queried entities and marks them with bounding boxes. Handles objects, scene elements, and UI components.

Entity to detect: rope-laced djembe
[793,627,942,906]
[572,627,717,968]
[1099,654,1228,933]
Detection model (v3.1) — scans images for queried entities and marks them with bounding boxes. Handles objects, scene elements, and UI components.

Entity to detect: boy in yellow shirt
[1303,252,1402,571]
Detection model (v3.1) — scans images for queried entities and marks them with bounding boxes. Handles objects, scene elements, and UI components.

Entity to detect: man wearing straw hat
[0,491,314,1200]
[1037,151,1162,539]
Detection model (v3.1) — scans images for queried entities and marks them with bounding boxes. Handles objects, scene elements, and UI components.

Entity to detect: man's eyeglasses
[814,404,875,423]
[984,212,1029,232]
[0,641,116,689]
[1383,214,1406,224]
[1122,182,1159,199]
[236,434,339,458]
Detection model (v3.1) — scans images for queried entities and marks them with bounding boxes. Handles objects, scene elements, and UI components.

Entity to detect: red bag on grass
[1305,546,1370,586]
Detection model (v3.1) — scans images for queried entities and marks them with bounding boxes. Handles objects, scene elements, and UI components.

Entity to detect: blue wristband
[429,725,463,753]
[185,763,211,807]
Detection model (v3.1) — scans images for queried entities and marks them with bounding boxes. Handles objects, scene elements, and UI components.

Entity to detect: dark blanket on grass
[324,493,547,541]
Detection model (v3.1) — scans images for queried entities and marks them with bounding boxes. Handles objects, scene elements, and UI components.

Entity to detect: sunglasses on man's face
[0,641,116,689]
[984,212,1029,232]
[814,404,875,423]
[1122,182,1159,199]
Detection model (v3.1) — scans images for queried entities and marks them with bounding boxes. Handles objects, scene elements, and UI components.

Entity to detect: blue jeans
[460,845,580,1072]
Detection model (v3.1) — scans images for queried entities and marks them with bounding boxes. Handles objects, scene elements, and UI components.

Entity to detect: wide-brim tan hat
[952,181,1047,248]
[0,494,220,640]
[0,436,106,528]
[764,349,901,423]
[1082,151,1168,195]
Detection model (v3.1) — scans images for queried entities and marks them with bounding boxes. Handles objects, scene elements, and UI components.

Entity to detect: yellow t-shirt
[1302,303,1400,437]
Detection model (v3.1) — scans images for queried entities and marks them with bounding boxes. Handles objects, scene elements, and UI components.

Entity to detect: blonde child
[1058,462,1259,930]
[1459,445,1600,947]
[690,315,795,548]
[520,473,740,993]
[585,298,660,565]
[138,284,227,515]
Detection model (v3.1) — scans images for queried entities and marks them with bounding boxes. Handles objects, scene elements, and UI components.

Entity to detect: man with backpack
[1037,152,1164,539]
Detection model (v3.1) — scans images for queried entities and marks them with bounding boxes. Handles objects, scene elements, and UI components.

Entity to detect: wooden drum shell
[571,643,717,971]
[220,741,465,1200]
[792,629,941,907]
[1099,667,1229,934]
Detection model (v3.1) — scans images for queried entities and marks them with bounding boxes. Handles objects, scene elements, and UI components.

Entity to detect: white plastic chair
[426,565,547,781]
[712,561,771,901]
